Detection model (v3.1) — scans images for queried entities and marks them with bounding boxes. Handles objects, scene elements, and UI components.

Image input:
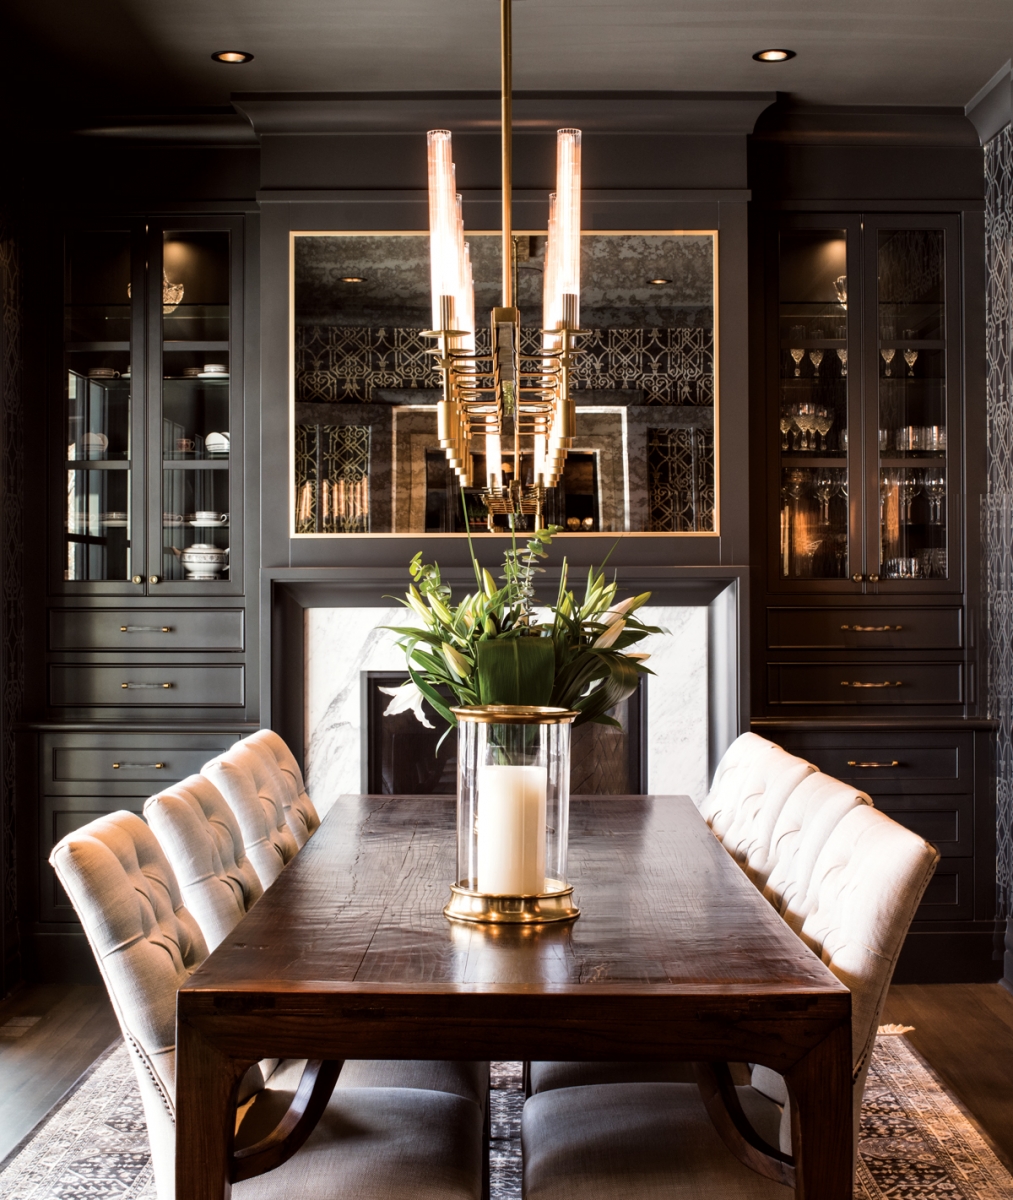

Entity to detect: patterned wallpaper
[0,206,23,994]
[985,126,1013,921]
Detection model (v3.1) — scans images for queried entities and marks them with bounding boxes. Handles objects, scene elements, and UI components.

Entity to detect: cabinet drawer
[49,665,245,708]
[874,795,972,857]
[767,607,962,650]
[49,608,244,651]
[42,731,242,793]
[768,662,963,706]
[913,859,973,921]
[770,731,973,794]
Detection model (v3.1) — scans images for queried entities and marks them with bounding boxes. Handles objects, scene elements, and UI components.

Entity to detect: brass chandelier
[424,0,582,530]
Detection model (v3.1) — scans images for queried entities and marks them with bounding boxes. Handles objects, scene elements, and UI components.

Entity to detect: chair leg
[522,1061,532,1099]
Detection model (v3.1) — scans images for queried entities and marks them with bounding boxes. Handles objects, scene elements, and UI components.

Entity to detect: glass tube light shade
[427,130,464,332]
[555,129,581,329]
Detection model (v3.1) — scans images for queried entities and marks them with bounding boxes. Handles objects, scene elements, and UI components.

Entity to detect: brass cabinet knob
[867,573,880,582]
[132,575,143,584]
[149,575,160,584]
[852,573,863,583]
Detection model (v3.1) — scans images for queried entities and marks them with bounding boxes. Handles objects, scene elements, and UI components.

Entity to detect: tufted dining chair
[700,735,817,853]
[202,750,298,886]
[143,773,264,950]
[50,812,484,1200]
[521,804,938,1200]
[246,728,321,846]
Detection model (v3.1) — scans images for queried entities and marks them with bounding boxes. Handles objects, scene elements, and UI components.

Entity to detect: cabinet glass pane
[778,229,849,579]
[160,230,231,582]
[877,230,947,580]
[64,231,133,580]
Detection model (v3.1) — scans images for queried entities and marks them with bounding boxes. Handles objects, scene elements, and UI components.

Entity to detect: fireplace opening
[364,670,645,795]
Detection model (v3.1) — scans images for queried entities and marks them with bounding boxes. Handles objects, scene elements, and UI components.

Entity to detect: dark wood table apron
[176,794,852,1199]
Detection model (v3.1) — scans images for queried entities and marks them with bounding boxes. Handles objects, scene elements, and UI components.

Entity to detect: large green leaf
[477,637,555,706]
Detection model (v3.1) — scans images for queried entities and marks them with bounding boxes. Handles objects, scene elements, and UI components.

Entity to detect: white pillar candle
[476,764,547,895]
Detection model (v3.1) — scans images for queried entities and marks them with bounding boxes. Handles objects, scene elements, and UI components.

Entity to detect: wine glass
[897,473,918,523]
[881,348,896,377]
[815,407,834,452]
[779,413,793,451]
[923,471,946,524]
[903,348,919,377]
[813,473,835,525]
[837,348,848,377]
[794,401,816,450]
[790,348,805,377]
[834,275,848,307]
[809,348,824,374]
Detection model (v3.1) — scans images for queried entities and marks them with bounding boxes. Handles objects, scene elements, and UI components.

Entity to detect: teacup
[87,367,119,379]
[194,510,227,524]
[82,432,109,453]
[162,512,183,527]
[175,438,195,453]
[202,363,227,374]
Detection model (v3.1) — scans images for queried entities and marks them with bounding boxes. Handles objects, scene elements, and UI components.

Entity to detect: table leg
[176,1017,246,1200]
[785,1022,852,1200]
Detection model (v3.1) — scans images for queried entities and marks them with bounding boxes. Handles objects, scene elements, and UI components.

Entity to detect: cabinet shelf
[162,460,230,470]
[66,342,131,352]
[65,460,130,470]
[780,340,847,350]
[163,341,229,351]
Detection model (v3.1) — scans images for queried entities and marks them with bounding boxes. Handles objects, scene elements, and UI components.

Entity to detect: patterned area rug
[0,1036,1009,1199]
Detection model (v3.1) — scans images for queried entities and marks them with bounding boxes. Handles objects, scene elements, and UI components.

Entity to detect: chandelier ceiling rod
[501,0,513,310]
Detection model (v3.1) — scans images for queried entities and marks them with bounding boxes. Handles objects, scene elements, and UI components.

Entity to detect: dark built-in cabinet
[753,208,994,981]
[26,215,256,976]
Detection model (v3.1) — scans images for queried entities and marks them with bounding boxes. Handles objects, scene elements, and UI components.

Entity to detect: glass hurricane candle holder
[444,705,580,925]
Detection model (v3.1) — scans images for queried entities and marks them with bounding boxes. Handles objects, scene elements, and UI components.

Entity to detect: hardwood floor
[883,982,1013,1171]
[0,983,120,1163]
[1,978,1013,1177]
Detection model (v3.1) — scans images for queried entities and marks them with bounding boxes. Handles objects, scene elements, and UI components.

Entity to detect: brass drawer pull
[120,682,173,689]
[113,762,166,770]
[847,760,900,768]
[840,680,903,688]
[840,624,902,632]
[120,625,171,633]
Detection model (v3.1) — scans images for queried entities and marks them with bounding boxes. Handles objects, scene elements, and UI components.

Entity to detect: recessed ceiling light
[753,48,795,62]
[647,278,672,286]
[211,50,254,64]
[340,276,366,283]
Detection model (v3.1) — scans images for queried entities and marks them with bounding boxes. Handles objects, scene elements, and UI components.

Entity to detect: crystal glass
[448,705,578,924]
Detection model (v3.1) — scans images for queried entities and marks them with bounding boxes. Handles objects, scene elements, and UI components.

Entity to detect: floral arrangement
[382,526,662,735]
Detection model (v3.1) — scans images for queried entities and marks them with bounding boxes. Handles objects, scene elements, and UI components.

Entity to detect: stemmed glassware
[923,471,946,524]
[790,348,805,377]
[814,473,835,525]
[809,348,824,373]
[837,348,848,376]
[815,406,834,452]
[794,401,816,450]
[881,348,896,377]
[780,412,794,451]
[903,348,919,376]
[897,473,918,523]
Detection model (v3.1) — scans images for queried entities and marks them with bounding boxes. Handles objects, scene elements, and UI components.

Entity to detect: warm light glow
[211,50,254,63]
[753,48,795,61]
[554,129,581,329]
[427,130,465,332]
[340,276,365,283]
[648,278,671,285]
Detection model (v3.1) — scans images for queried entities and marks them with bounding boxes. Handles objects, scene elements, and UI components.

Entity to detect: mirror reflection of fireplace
[363,671,645,795]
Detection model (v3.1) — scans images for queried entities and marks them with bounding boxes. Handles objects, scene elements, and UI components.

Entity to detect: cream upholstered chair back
[755,803,938,1155]
[143,773,264,950]
[49,812,211,1195]
[759,773,874,916]
[701,736,816,848]
[698,732,778,814]
[247,728,321,845]
[202,751,298,886]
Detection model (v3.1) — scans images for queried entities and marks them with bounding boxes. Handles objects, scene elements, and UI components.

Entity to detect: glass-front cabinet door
[865,215,960,592]
[771,212,960,594]
[774,216,862,588]
[146,218,242,594]
[61,225,145,592]
[57,217,241,594]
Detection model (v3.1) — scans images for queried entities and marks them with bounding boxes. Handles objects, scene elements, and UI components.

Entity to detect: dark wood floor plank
[883,982,1013,1172]
[0,984,120,1162]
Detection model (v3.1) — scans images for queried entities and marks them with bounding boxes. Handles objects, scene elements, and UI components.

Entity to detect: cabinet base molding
[29,930,102,986]
[894,928,1002,984]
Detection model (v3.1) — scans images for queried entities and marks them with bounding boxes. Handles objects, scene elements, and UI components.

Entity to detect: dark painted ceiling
[2,0,1012,122]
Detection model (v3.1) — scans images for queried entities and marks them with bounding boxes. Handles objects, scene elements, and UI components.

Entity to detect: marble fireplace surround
[265,566,747,813]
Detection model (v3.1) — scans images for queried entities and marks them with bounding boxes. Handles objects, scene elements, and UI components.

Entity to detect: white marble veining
[304,603,710,812]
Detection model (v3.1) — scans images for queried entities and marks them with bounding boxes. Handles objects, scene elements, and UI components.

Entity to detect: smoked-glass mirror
[291,231,717,536]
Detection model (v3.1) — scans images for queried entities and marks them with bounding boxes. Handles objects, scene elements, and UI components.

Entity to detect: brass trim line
[846,761,900,768]
[451,704,578,725]
[444,879,580,924]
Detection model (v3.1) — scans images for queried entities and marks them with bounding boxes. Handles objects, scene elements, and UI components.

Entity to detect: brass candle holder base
[444,879,580,925]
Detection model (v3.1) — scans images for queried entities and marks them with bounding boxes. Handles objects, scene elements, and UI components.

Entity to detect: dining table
[175,793,852,1200]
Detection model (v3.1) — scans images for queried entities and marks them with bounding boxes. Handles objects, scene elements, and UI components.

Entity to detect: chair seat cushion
[530,1060,698,1093]
[337,1060,489,1109]
[236,1086,483,1200]
[522,1081,790,1200]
